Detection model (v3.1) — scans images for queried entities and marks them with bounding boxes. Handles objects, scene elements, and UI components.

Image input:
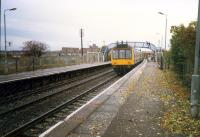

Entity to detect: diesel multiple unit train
[111,42,144,74]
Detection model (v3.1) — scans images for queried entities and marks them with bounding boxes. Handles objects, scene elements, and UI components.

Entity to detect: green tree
[170,21,196,86]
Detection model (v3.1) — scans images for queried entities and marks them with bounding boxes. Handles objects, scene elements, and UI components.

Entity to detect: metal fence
[0,52,104,75]
[156,51,193,88]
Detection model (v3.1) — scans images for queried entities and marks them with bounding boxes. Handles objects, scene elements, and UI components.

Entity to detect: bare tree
[22,40,48,57]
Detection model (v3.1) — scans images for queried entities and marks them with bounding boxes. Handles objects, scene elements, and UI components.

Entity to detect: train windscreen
[112,49,132,59]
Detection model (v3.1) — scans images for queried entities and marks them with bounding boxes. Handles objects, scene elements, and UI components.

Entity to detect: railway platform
[40,60,188,137]
[0,62,111,97]
[0,62,110,83]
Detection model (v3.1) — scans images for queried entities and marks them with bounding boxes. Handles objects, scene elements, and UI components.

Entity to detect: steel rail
[3,75,117,137]
[0,67,112,105]
[0,69,114,118]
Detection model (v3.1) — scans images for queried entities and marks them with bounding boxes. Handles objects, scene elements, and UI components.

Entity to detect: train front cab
[111,48,135,75]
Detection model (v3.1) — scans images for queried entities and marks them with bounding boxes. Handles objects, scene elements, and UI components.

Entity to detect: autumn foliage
[160,70,200,136]
[170,21,196,87]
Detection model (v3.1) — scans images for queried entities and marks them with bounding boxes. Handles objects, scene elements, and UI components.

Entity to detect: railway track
[0,69,119,137]
[0,67,111,105]
[0,68,113,117]
[4,75,118,137]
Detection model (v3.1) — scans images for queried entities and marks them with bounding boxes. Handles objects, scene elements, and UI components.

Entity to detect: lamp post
[80,28,84,63]
[80,28,84,57]
[191,0,200,118]
[4,8,17,73]
[0,0,1,52]
[158,12,167,70]
[158,11,167,50]
[156,33,163,48]
[155,33,163,64]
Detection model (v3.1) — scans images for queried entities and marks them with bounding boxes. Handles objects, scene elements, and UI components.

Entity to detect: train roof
[113,41,131,49]
[108,41,157,52]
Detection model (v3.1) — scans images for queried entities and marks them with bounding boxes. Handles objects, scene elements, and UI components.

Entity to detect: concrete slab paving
[102,62,185,137]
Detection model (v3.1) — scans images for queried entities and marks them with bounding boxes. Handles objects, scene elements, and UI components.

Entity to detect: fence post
[32,57,35,71]
[160,56,164,70]
[168,57,170,69]
[15,58,18,72]
[39,57,41,67]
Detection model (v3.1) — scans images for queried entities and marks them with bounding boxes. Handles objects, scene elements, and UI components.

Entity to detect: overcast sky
[1,0,198,51]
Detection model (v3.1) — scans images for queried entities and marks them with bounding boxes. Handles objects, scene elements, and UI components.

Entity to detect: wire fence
[0,52,104,75]
[156,51,193,89]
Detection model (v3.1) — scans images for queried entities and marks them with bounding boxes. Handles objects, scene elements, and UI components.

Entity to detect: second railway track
[0,67,111,105]
[0,68,120,137]
[0,68,113,117]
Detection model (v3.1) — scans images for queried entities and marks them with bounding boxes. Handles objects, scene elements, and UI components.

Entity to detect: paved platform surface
[39,60,146,137]
[103,62,164,137]
[68,62,181,137]
[0,62,110,83]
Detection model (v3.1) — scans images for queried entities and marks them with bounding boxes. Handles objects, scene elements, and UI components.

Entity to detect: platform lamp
[158,11,167,50]
[4,8,17,73]
[0,0,1,53]
[158,11,167,69]
[155,33,163,63]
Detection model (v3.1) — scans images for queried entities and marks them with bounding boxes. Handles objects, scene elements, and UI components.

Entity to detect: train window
[119,50,126,58]
[112,50,119,59]
[125,50,132,59]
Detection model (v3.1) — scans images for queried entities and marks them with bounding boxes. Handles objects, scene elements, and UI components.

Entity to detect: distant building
[88,44,100,52]
[62,47,79,55]
[3,50,25,58]
[81,48,88,54]
[7,50,25,55]
[44,51,62,57]
[62,44,100,55]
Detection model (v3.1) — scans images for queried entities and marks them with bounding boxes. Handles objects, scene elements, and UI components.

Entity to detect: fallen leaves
[160,70,200,136]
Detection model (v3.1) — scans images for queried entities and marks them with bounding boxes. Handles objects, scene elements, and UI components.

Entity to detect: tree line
[168,21,196,87]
